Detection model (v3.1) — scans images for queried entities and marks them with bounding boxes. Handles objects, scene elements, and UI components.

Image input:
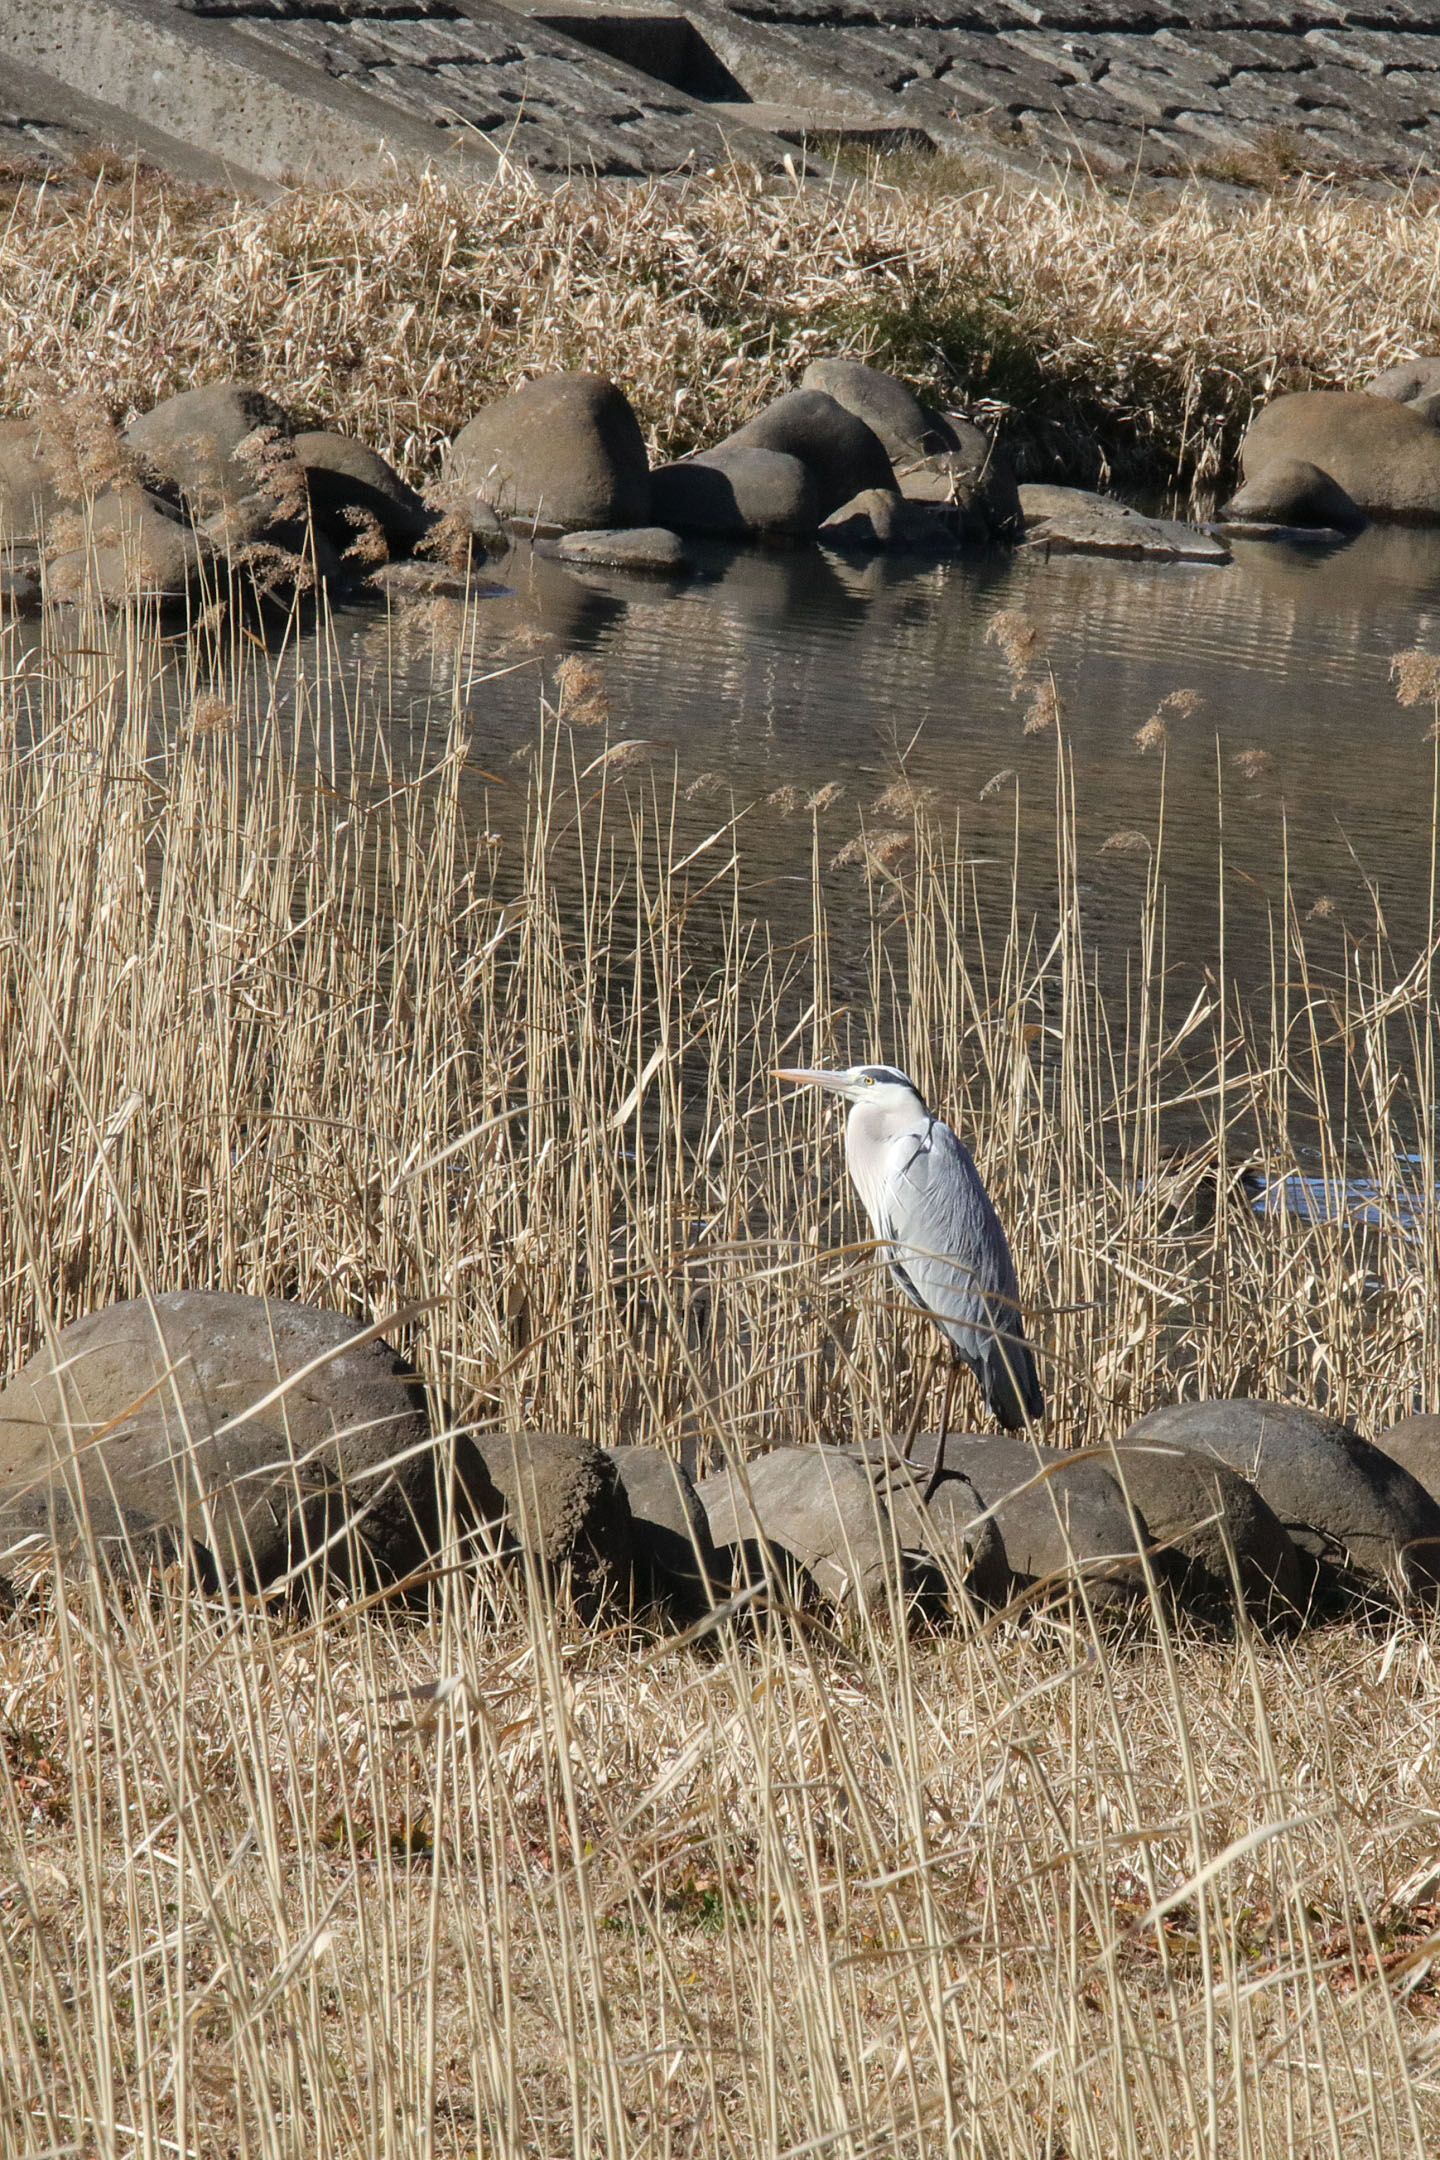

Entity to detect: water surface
[334,522,1440,1000]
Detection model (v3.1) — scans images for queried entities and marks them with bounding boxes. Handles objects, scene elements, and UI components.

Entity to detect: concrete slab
[5,0,1440,187]
[0,0,793,186]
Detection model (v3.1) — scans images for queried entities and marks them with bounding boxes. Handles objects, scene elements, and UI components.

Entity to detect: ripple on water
[326,522,1440,976]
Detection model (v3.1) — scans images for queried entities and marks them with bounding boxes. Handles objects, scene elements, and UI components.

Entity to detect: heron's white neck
[844,1093,931,1228]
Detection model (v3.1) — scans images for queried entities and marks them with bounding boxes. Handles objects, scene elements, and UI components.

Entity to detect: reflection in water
[1254,1172,1437,1231]
[331,520,1440,999]
[19,519,1437,1015]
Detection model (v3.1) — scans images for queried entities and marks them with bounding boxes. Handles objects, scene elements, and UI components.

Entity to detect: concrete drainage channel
[6,0,1440,190]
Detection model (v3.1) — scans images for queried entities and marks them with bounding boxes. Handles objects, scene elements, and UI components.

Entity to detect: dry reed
[3,156,1439,498]
[0,579,1439,2156]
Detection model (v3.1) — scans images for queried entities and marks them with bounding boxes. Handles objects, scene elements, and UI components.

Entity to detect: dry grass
[2,571,1440,2152]
[4,155,1440,500]
[12,1564,1440,2160]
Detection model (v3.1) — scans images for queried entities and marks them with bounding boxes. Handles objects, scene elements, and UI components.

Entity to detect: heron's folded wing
[881,1121,1021,1354]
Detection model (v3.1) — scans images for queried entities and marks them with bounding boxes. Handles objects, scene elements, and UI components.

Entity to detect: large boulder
[720,389,895,518]
[467,1431,632,1611]
[1375,1413,1440,1507]
[800,359,956,464]
[44,485,207,606]
[649,445,820,540]
[1124,1399,1440,1599]
[697,1445,940,1612]
[606,1446,721,1617]
[292,431,431,555]
[1019,486,1230,563]
[119,385,339,592]
[445,374,650,535]
[123,382,297,517]
[819,489,957,555]
[1366,358,1440,421]
[1104,1442,1307,1617]
[0,1292,444,1590]
[1237,392,1440,522]
[879,1432,1153,1607]
[895,416,1023,543]
[1219,456,1365,531]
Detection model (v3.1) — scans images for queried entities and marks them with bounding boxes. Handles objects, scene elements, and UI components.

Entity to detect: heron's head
[774,1063,926,1115]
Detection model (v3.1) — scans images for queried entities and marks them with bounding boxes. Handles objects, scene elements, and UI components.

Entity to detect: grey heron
[775,1062,1043,1491]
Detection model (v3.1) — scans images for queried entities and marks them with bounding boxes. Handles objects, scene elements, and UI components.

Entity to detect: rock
[1237,392,1440,523]
[1104,1443,1307,1616]
[1212,522,1354,548]
[468,1431,632,1610]
[698,1446,935,1611]
[722,389,895,518]
[445,374,650,536]
[197,489,344,592]
[1366,358,1440,410]
[123,382,297,516]
[856,1453,1010,1607]
[0,1291,442,1591]
[819,489,957,554]
[1219,457,1365,530]
[896,418,1024,543]
[1019,485,1231,564]
[552,525,691,574]
[1375,1413,1440,1507]
[606,1447,721,1616]
[423,486,505,548]
[800,359,956,464]
[364,559,510,602]
[863,1432,1152,1607]
[0,421,71,546]
[292,431,432,554]
[1124,1399,1440,1600]
[649,445,821,540]
[0,560,42,613]
[44,486,206,605]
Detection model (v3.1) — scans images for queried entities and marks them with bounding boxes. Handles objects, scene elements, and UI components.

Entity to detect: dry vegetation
[0,570,1438,2155]
[4,153,1440,499]
[5,146,1440,2153]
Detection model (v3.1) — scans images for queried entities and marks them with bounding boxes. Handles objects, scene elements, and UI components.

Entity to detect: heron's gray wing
[879,1121,1016,1341]
[880,1120,1043,1427]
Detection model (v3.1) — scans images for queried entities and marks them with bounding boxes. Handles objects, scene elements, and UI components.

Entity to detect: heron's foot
[869,1442,921,1494]
[919,1437,948,1509]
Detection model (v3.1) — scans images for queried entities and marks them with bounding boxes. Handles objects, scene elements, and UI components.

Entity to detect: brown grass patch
[0,157,1436,498]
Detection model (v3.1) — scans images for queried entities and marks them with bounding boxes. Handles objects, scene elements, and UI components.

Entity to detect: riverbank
[4,156,1439,504]
[5,159,1440,2153]
[0,521,1436,2152]
[9,1551,1440,2159]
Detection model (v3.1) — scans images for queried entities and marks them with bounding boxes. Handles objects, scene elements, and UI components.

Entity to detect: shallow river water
[332,520,1440,1005]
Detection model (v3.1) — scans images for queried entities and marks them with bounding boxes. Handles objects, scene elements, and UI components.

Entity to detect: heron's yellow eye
[863,1075,875,1086]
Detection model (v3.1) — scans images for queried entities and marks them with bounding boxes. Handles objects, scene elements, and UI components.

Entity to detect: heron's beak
[774,1067,846,1093]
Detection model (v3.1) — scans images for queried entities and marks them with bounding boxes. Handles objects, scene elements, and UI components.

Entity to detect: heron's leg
[899,1344,942,1465]
[920,1360,961,1508]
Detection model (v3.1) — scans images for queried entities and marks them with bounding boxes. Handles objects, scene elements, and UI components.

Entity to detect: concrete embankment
[5,0,1440,191]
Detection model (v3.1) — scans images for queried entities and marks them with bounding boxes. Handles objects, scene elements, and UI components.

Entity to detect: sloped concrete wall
[4,0,1440,185]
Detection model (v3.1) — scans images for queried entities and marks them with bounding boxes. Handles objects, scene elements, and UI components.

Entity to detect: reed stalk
[0,583,1438,2156]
